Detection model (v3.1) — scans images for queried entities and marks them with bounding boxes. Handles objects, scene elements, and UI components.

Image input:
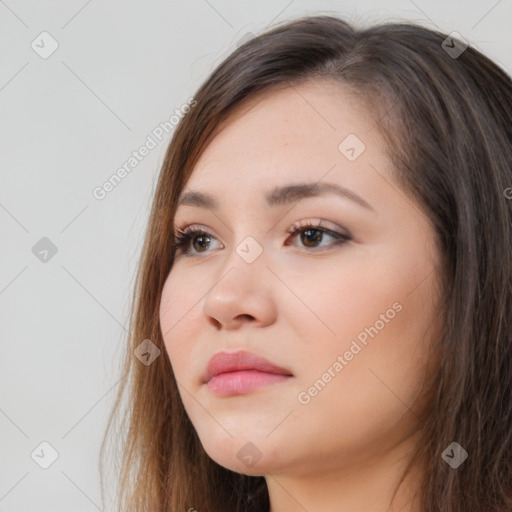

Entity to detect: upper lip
[202,350,293,383]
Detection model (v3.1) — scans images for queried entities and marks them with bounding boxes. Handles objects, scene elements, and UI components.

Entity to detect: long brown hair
[100,14,512,512]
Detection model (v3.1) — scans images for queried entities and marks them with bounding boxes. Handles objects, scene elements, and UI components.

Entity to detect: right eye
[172,226,223,256]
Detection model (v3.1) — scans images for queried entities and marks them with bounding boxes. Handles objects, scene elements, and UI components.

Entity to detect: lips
[202,350,293,384]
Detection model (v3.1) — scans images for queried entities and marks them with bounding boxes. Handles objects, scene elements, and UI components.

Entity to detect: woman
[101,14,512,512]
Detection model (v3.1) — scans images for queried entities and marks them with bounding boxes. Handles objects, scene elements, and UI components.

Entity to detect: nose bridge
[218,231,267,289]
[218,209,268,270]
[202,230,275,328]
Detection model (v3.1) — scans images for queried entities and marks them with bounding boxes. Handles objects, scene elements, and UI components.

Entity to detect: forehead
[180,80,391,205]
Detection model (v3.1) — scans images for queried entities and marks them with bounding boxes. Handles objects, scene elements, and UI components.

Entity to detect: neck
[265,429,425,512]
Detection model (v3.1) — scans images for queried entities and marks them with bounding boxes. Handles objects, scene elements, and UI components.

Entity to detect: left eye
[172,222,351,257]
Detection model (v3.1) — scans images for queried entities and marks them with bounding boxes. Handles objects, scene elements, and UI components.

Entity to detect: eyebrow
[177,181,375,212]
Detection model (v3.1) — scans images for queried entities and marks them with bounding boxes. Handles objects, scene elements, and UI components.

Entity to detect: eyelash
[171,220,351,257]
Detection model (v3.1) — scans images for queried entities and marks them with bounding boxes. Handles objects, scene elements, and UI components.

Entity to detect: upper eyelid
[174,219,346,236]
[176,224,219,239]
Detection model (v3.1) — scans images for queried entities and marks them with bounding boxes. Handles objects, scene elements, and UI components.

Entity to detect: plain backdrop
[1,1,511,511]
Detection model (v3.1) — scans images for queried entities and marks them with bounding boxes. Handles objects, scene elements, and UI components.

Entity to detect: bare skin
[159,80,442,512]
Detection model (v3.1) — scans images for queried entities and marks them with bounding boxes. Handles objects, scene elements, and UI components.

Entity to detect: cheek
[159,272,204,378]
[159,262,211,326]
[279,244,432,339]
[288,241,438,403]
[285,274,437,466]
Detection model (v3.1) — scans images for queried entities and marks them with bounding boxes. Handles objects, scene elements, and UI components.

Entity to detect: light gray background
[1,1,510,511]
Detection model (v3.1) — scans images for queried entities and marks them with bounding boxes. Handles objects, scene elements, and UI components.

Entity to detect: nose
[202,247,277,331]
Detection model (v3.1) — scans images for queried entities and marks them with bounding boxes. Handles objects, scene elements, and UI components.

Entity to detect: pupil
[302,229,322,247]
[193,235,209,252]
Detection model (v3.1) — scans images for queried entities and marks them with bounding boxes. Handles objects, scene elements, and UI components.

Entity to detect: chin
[198,432,272,475]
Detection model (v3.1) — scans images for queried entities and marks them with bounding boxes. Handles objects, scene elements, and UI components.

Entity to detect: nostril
[209,317,222,330]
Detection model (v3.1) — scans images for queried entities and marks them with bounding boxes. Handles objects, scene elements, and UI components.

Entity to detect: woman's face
[159,80,441,478]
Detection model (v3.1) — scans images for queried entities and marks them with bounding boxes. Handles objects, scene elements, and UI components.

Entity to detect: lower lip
[206,370,291,396]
